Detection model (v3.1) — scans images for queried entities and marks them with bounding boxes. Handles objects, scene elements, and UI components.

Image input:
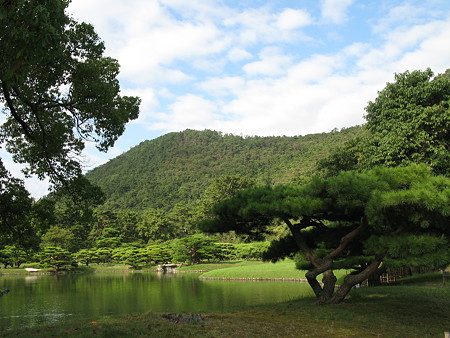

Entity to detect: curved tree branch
[1,81,35,140]
[325,217,368,260]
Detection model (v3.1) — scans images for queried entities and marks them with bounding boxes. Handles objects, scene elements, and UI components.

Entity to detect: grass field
[198,260,351,282]
[199,260,306,279]
[1,262,449,337]
[175,260,260,272]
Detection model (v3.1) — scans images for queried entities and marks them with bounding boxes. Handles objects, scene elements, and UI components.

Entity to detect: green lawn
[199,260,306,279]
[175,260,260,272]
[199,260,351,282]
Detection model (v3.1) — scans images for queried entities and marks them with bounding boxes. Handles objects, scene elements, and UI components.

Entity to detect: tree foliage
[201,165,450,304]
[171,234,219,264]
[0,245,29,268]
[38,246,75,272]
[0,0,140,188]
[0,0,140,247]
[137,208,173,243]
[0,160,34,247]
[40,225,76,252]
[364,69,450,174]
[320,69,450,176]
[112,246,147,269]
[74,248,98,266]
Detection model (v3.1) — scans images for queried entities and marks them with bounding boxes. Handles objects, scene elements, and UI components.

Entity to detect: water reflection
[0,272,312,331]
[24,276,40,283]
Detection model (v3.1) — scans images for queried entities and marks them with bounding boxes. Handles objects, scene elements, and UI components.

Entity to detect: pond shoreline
[0,269,158,276]
[199,276,309,282]
[1,269,309,282]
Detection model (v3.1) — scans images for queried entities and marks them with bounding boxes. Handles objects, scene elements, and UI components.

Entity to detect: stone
[161,313,204,323]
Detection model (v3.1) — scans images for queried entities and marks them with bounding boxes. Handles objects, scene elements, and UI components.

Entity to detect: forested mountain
[86,127,365,211]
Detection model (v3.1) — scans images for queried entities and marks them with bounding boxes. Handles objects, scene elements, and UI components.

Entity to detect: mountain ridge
[86,126,365,211]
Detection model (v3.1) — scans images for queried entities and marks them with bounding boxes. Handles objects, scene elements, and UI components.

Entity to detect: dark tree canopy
[0,160,34,247]
[364,69,450,174]
[201,165,450,304]
[319,69,450,176]
[0,0,140,246]
[0,0,140,187]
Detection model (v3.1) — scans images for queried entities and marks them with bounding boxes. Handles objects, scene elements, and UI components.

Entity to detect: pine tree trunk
[325,254,384,304]
[367,265,386,286]
[322,270,337,298]
[305,259,335,303]
[305,267,337,304]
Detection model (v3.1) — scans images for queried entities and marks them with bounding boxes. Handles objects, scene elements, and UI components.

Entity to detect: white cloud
[135,9,450,138]
[160,0,232,23]
[188,13,450,137]
[24,176,51,199]
[69,1,229,85]
[0,109,6,125]
[288,54,340,84]
[122,87,159,124]
[80,143,111,172]
[243,47,293,77]
[227,47,253,62]
[358,18,450,74]
[0,153,51,199]
[68,1,315,87]
[392,20,450,73]
[198,77,246,98]
[321,0,354,24]
[277,8,313,30]
[115,22,227,84]
[151,94,218,131]
[225,7,313,45]
[218,58,366,136]
[373,4,428,33]
[224,8,276,44]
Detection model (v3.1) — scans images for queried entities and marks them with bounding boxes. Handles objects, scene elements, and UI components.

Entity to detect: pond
[0,272,313,331]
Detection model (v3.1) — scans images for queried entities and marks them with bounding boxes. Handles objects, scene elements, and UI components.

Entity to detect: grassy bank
[198,260,306,279]
[2,274,449,337]
[175,260,260,272]
[0,263,156,275]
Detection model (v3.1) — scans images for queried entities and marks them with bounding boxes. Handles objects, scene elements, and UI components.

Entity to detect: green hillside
[86,126,365,211]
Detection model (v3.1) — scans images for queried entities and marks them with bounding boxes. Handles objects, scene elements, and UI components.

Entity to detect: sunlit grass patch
[199,260,304,279]
[176,260,254,272]
[199,260,351,281]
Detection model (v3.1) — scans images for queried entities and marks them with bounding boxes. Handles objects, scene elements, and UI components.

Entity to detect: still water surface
[0,272,312,331]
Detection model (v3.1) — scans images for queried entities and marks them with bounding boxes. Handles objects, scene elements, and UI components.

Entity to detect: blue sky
[3,0,450,197]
